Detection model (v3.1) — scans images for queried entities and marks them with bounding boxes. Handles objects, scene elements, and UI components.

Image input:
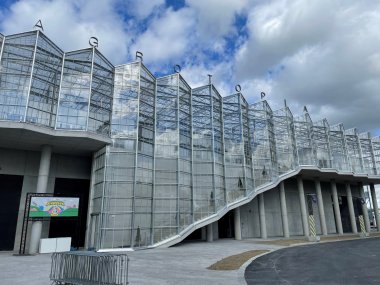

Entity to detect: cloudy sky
[0,0,379,135]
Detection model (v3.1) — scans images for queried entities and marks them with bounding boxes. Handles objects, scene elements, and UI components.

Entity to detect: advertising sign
[29,197,80,218]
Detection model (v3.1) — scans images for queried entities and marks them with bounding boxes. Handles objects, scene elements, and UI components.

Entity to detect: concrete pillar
[279,182,289,238]
[331,180,343,235]
[370,184,380,231]
[258,193,267,239]
[29,145,52,254]
[207,223,213,242]
[315,179,327,235]
[359,184,371,233]
[201,226,206,241]
[346,183,357,234]
[234,208,242,240]
[213,221,219,240]
[297,176,309,236]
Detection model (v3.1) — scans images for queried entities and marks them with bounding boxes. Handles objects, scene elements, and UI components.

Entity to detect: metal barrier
[50,251,129,285]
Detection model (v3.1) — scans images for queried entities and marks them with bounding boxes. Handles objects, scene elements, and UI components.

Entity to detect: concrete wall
[263,188,283,237]
[239,177,357,239]
[321,181,337,234]
[0,147,91,251]
[240,196,260,238]
[284,179,304,236]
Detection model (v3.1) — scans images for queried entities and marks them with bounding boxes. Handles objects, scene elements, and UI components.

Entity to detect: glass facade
[312,119,332,168]
[95,62,155,249]
[359,132,376,175]
[0,30,112,135]
[372,136,380,174]
[345,128,364,173]
[294,112,316,166]
[248,101,277,188]
[1,30,379,250]
[272,107,298,175]
[192,84,225,218]
[0,31,39,122]
[56,49,113,133]
[223,93,253,202]
[329,124,351,171]
[154,73,192,242]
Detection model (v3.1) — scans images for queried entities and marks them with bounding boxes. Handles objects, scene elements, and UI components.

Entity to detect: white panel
[56,237,71,252]
[39,238,56,253]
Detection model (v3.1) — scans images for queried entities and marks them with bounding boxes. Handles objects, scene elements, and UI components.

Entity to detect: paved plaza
[0,239,281,285]
[0,237,379,284]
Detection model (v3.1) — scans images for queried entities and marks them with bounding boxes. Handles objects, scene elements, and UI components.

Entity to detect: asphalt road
[245,237,380,285]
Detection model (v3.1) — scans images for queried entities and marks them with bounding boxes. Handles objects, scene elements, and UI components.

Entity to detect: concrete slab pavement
[0,239,283,285]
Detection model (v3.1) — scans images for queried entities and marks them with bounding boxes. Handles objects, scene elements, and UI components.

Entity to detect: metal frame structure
[359,132,376,175]
[372,136,380,175]
[329,124,351,172]
[1,29,379,251]
[192,83,225,219]
[312,119,332,169]
[345,128,364,173]
[223,92,253,202]
[272,106,298,175]
[293,111,316,166]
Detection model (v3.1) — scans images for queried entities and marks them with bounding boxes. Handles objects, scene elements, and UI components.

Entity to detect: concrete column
[279,182,290,238]
[346,183,357,234]
[29,145,52,254]
[359,184,371,233]
[370,184,380,231]
[213,221,219,240]
[258,193,267,239]
[315,179,327,235]
[201,226,206,241]
[297,176,309,236]
[207,223,213,242]
[234,208,242,240]
[331,180,343,235]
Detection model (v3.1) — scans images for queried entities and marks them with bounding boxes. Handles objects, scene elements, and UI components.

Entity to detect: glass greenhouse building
[1,29,380,253]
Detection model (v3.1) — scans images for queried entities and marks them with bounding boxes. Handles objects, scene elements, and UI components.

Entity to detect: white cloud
[130,7,196,65]
[235,0,380,133]
[0,0,129,64]
[186,0,248,41]
[1,0,379,134]
[180,60,235,97]
[123,0,165,19]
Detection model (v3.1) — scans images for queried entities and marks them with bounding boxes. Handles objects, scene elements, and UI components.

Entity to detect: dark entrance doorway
[218,210,235,238]
[339,196,352,233]
[49,178,89,248]
[339,195,363,233]
[184,228,203,241]
[0,174,23,250]
[353,197,363,231]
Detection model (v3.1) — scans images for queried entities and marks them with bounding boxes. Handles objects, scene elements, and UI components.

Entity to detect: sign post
[18,193,80,255]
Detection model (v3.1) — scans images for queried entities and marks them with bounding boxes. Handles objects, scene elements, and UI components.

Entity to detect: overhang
[0,121,112,156]
[297,166,380,185]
